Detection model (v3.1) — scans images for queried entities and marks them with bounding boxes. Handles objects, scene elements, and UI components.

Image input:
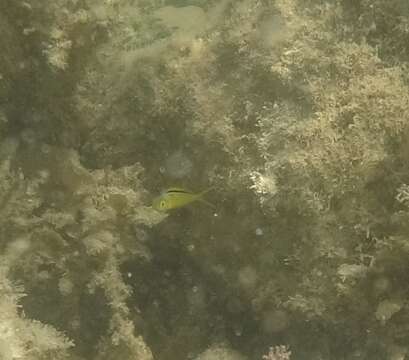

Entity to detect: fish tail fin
[199,186,215,197]
[198,198,216,208]
[197,186,216,209]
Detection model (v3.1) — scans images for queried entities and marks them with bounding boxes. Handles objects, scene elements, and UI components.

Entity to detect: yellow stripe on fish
[152,187,214,212]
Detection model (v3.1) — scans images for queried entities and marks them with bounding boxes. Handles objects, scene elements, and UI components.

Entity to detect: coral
[262,346,291,360]
[195,344,247,360]
[0,133,159,359]
[0,266,73,360]
[89,256,153,360]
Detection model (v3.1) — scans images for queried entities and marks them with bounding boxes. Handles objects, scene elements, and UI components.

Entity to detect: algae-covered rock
[3,0,409,359]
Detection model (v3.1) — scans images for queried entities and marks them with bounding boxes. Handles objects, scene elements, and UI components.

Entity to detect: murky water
[1,1,409,359]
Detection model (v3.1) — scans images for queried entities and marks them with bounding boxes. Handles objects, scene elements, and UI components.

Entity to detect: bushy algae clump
[2,0,409,359]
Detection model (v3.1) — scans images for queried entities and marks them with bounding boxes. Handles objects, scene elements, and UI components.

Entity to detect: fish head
[152,194,171,211]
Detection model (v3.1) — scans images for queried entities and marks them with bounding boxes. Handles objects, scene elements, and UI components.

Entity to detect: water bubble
[70,318,80,330]
[238,266,258,290]
[58,277,74,296]
[262,309,289,333]
[164,150,193,179]
[373,276,390,294]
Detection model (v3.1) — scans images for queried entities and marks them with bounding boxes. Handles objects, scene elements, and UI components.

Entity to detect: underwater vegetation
[1,0,409,359]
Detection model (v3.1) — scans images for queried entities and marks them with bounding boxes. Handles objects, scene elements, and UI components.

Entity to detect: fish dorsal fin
[166,187,193,194]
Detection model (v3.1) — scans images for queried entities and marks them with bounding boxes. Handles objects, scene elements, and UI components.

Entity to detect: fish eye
[160,200,166,209]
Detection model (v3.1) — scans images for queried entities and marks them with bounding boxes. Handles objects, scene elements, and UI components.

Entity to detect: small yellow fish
[152,187,214,212]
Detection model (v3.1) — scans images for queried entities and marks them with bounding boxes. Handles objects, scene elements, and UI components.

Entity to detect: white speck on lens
[255,228,263,236]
